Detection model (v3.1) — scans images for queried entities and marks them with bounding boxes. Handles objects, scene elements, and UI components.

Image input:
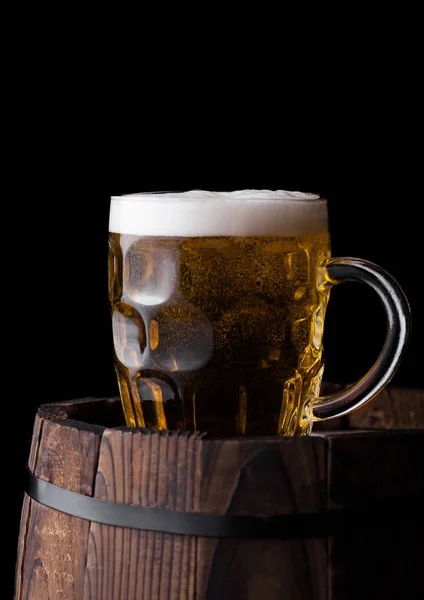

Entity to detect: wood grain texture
[14,410,44,599]
[346,386,424,430]
[315,384,424,431]
[15,404,104,600]
[196,436,328,600]
[14,387,424,600]
[83,429,203,600]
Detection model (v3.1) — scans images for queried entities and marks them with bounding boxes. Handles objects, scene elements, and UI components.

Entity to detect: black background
[7,21,421,596]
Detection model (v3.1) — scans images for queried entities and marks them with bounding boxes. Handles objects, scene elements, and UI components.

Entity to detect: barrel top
[36,385,424,438]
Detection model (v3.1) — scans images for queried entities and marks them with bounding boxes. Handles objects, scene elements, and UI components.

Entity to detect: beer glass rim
[111,189,326,204]
[109,190,328,236]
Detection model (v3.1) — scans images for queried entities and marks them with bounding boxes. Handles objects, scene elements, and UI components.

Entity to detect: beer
[108,190,331,436]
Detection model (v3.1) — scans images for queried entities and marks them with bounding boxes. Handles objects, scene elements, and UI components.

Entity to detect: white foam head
[109,189,328,236]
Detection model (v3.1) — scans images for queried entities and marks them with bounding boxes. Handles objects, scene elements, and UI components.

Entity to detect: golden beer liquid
[108,232,331,436]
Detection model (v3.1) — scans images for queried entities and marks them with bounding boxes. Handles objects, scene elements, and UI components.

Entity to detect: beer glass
[108,190,410,436]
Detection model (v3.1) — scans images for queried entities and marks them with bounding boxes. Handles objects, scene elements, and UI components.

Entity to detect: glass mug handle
[308,257,411,421]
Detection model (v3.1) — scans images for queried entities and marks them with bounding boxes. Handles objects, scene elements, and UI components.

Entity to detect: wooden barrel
[14,386,424,600]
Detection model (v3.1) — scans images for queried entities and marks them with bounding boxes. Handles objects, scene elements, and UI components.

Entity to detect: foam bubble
[109,189,328,236]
